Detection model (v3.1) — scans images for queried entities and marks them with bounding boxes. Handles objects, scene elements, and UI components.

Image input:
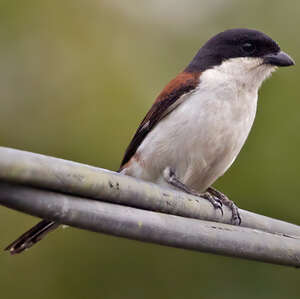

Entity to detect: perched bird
[5,28,294,255]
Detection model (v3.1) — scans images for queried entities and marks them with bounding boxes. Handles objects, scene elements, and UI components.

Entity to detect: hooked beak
[263,51,295,67]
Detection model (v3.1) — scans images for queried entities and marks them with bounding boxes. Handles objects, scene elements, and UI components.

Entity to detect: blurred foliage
[0,1,300,298]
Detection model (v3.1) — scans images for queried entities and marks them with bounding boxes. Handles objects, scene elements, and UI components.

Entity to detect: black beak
[263,51,295,67]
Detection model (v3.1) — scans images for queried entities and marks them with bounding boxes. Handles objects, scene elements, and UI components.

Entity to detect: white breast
[123,58,274,192]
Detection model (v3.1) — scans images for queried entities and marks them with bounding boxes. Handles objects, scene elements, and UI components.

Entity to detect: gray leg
[207,186,241,225]
[163,167,223,214]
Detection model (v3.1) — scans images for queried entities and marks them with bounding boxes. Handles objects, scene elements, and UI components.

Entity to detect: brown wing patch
[155,71,201,104]
[119,71,201,170]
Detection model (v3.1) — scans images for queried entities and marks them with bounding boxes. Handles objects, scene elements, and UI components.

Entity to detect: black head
[185,28,294,72]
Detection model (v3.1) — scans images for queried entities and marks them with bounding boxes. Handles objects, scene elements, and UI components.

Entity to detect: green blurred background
[0,1,300,298]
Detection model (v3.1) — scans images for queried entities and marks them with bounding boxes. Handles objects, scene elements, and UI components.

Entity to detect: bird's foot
[199,191,223,214]
[207,187,241,225]
[163,167,223,215]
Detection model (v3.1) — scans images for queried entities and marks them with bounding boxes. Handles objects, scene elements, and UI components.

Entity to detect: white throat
[211,57,277,91]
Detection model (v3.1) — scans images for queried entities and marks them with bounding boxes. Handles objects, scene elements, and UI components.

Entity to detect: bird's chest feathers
[136,69,259,190]
[138,71,258,183]
[162,72,258,156]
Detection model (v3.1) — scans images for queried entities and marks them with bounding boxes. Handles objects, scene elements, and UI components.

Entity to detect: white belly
[123,70,259,192]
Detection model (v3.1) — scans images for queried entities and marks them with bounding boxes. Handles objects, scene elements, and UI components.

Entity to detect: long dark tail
[5,220,60,255]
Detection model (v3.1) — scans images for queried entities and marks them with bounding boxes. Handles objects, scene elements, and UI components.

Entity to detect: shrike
[5,28,294,254]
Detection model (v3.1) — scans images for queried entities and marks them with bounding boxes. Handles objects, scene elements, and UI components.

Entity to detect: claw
[211,202,224,216]
[212,196,223,207]
[218,205,224,216]
[213,202,223,213]
[231,213,242,225]
[207,187,242,226]
[202,193,224,215]
[212,198,223,215]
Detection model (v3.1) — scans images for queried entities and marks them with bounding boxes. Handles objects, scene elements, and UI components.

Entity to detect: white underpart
[122,57,276,192]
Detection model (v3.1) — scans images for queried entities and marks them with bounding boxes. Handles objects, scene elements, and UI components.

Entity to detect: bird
[5,28,294,255]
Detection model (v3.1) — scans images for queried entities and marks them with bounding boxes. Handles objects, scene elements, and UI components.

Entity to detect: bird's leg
[163,167,223,214]
[207,186,241,225]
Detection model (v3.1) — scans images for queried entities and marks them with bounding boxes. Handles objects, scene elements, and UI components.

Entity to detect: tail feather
[5,220,59,255]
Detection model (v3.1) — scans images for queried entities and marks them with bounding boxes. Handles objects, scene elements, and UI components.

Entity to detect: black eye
[241,42,256,54]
